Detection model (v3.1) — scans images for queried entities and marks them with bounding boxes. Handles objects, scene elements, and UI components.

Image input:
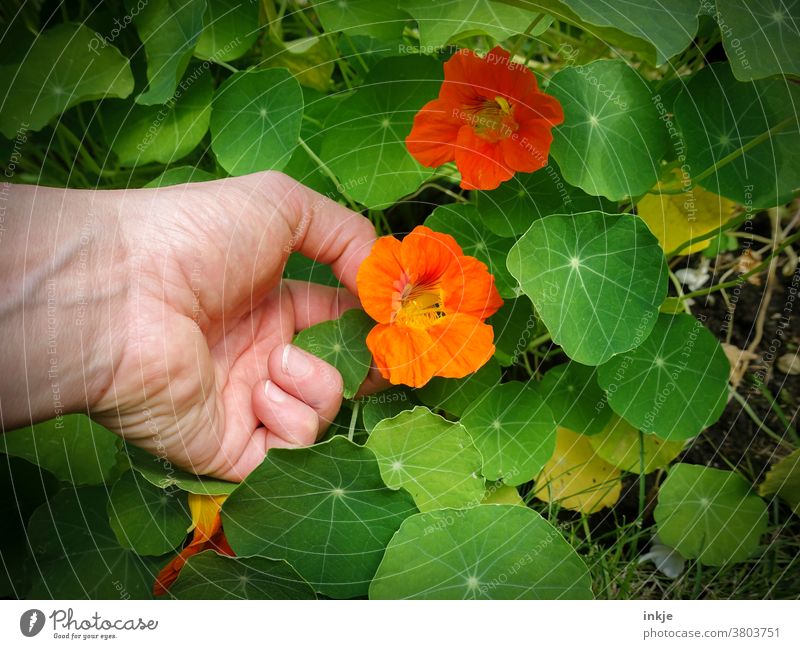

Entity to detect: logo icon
[20,609,45,637]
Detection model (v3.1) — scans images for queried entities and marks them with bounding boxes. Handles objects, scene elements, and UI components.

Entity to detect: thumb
[242,171,377,298]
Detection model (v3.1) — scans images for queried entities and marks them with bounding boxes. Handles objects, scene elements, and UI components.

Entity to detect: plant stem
[348,400,360,442]
[296,136,361,212]
[508,15,545,60]
[680,231,800,300]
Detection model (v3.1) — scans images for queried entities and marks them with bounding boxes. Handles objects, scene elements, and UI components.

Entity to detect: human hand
[85,172,379,480]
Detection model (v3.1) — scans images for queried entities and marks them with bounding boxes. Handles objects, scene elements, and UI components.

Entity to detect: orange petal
[367,323,438,388]
[441,255,504,319]
[356,235,404,324]
[440,49,489,105]
[406,98,462,168]
[454,126,514,190]
[500,126,554,173]
[426,313,496,379]
[400,225,463,286]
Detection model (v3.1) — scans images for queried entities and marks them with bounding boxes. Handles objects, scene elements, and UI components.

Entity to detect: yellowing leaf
[534,427,622,514]
[759,448,800,516]
[262,37,335,92]
[482,482,524,506]
[637,170,736,254]
[589,414,685,474]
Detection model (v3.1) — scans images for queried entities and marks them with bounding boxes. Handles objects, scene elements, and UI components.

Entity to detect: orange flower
[406,46,564,191]
[153,493,234,596]
[357,225,503,387]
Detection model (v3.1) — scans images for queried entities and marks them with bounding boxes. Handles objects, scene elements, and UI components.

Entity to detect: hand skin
[0,172,385,480]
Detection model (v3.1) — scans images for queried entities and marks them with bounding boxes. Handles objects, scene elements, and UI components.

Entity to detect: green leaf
[0,23,134,138]
[405,0,551,49]
[360,388,417,432]
[460,382,556,486]
[211,67,304,175]
[108,471,190,556]
[2,415,120,486]
[488,296,535,366]
[715,0,800,81]
[27,487,160,598]
[655,463,768,566]
[262,37,336,92]
[425,203,518,299]
[588,414,685,474]
[124,444,238,496]
[169,551,317,599]
[474,162,615,237]
[673,62,800,208]
[105,64,213,166]
[758,448,800,516]
[369,505,593,599]
[222,437,418,598]
[366,406,485,511]
[144,166,217,187]
[415,357,502,417]
[537,361,611,435]
[282,252,340,287]
[129,0,207,105]
[195,0,259,62]
[312,0,410,41]
[561,0,700,64]
[597,314,730,440]
[320,55,443,208]
[547,60,668,200]
[293,309,375,399]
[507,211,668,365]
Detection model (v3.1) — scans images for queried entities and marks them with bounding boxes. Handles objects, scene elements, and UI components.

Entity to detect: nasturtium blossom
[357,225,503,388]
[154,493,234,596]
[406,46,564,191]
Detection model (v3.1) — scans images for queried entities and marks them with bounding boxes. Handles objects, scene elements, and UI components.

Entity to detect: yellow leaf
[588,414,685,474]
[534,427,622,514]
[759,448,800,516]
[262,37,335,92]
[637,170,736,254]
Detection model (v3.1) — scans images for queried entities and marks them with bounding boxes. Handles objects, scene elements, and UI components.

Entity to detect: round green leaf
[124,444,237,496]
[655,463,768,566]
[195,0,259,62]
[461,382,556,486]
[488,297,536,367]
[144,166,217,188]
[320,55,443,208]
[366,406,485,511]
[425,203,518,298]
[0,23,134,138]
[27,487,160,598]
[222,437,418,598]
[405,0,550,48]
[588,414,685,474]
[2,415,120,486]
[312,0,410,41]
[369,505,593,599]
[716,0,800,81]
[211,68,303,176]
[360,388,416,432]
[474,162,615,237]
[673,62,800,208]
[507,211,668,365]
[169,551,316,599]
[108,471,190,556]
[416,357,501,417]
[293,309,375,399]
[537,362,612,435]
[559,0,700,64]
[128,0,206,105]
[597,314,730,440]
[547,60,668,200]
[105,65,213,166]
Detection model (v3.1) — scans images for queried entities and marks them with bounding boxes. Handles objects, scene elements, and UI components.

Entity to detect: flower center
[471,95,518,142]
[392,274,445,329]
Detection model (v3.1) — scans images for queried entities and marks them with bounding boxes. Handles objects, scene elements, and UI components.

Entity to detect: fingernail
[282,344,312,378]
[264,380,287,403]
